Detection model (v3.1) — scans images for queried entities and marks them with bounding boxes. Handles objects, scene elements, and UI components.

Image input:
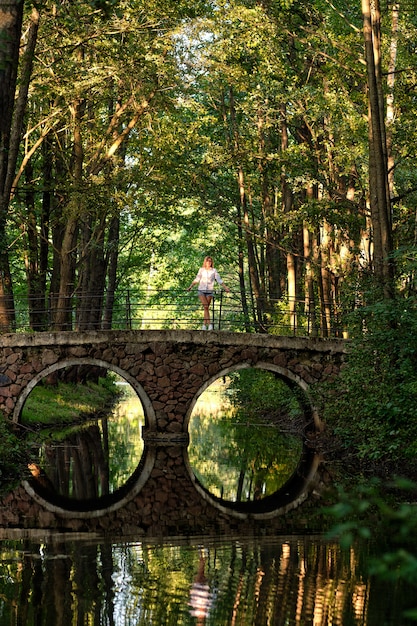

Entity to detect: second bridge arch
[185,361,322,518]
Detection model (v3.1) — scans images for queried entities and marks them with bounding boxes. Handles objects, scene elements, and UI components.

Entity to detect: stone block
[273,353,288,367]
[155,365,171,377]
[41,350,59,365]
[69,346,88,357]
[6,353,20,365]
[190,363,205,376]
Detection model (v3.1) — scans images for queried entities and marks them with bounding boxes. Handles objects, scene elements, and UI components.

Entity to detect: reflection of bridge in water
[0,329,347,535]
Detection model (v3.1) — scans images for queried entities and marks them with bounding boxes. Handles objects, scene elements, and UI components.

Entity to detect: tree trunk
[227,86,264,331]
[303,228,317,337]
[236,202,251,333]
[239,167,264,331]
[102,215,120,330]
[362,0,394,298]
[53,95,84,330]
[0,0,24,198]
[76,214,107,330]
[24,160,48,330]
[280,104,298,332]
[256,104,282,305]
[386,3,399,199]
[0,0,24,328]
[37,136,53,326]
[53,214,78,330]
[319,222,333,338]
[0,5,40,329]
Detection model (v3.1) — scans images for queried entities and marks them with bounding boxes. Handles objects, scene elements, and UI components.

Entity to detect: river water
[0,531,414,625]
[3,370,415,624]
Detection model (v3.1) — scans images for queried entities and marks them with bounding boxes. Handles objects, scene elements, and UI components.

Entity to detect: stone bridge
[0,330,346,536]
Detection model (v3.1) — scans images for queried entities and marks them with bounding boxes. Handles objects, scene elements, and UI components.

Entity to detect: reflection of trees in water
[11,541,115,626]
[0,537,401,625]
[189,370,305,502]
[43,422,110,499]
[25,376,145,501]
[191,411,302,501]
[31,397,144,500]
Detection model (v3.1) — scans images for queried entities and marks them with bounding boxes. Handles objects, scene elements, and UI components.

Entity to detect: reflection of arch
[18,357,156,518]
[13,357,156,431]
[23,447,156,519]
[184,361,322,520]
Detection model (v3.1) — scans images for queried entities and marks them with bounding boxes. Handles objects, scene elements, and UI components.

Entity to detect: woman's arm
[214,270,230,292]
[187,268,202,291]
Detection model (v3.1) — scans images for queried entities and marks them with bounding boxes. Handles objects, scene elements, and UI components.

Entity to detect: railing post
[126,290,132,329]
[218,290,224,330]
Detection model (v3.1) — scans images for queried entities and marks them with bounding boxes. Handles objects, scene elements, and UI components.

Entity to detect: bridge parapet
[0,329,346,421]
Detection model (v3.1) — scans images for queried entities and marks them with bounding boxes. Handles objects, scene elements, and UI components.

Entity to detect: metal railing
[0,290,348,337]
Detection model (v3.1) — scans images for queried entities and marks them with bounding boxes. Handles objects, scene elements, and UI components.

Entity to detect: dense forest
[2,1,417,471]
[1,0,415,334]
[2,1,417,606]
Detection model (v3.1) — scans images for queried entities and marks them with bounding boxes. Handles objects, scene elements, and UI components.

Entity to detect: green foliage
[0,421,26,492]
[228,368,305,423]
[321,295,417,465]
[188,371,304,501]
[190,408,302,499]
[325,477,417,620]
[86,0,120,18]
[3,0,417,340]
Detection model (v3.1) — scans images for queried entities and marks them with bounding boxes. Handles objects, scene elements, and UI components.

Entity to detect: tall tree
[11,0,212,331]
[362,0,394,298]
[0,1,39,328]
[182,0,367,332]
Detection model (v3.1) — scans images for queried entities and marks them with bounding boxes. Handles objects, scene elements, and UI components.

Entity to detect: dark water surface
[0,531,413,625]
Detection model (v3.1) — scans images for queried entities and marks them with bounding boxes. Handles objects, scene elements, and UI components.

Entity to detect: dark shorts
[198,290,213,297]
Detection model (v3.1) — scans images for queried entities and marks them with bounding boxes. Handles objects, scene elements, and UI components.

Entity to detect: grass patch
[21,377,121,426]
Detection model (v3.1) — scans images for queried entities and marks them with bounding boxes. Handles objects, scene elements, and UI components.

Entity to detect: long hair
[202,256,213,268]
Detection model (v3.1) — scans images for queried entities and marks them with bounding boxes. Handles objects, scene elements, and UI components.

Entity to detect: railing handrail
[0,289,348,338]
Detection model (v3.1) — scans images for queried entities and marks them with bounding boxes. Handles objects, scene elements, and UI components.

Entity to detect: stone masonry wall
[0,330,346,536]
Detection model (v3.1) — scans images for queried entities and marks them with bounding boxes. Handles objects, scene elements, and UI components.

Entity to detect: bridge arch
[184,361,322,519]
[12,357,156,430]
[17,357,158,518]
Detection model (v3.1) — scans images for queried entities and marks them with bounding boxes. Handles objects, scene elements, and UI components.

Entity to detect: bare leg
[198,294,212,326]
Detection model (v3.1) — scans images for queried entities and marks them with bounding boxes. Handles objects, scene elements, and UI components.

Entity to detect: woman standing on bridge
[188,256,230,330]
